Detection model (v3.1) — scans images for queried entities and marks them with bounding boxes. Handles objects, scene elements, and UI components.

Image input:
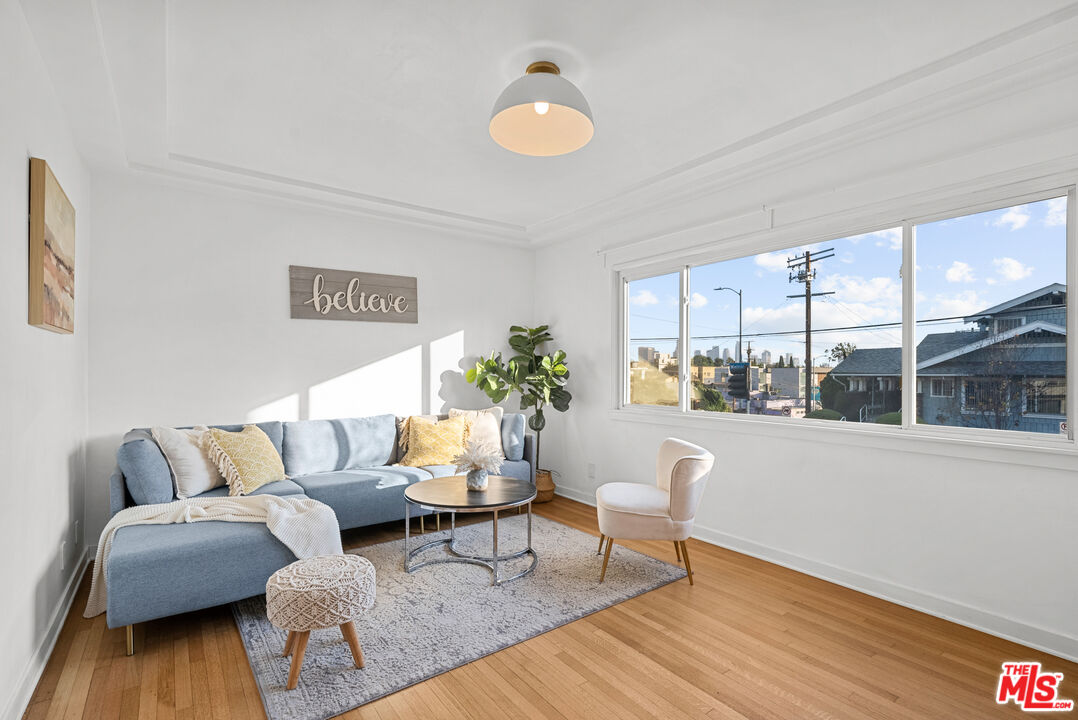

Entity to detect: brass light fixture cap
[526,61,561,75]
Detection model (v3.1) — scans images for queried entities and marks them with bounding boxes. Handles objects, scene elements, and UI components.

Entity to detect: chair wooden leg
[125,625,134,656]
[340,621,365,668]
[597,533,606,555]
[436,513,441,532]
[600,538,613,583]
[674,541,682,562]
[420,515,425,534]
[282,631,296,657]
[680,540,694,585]
[286,631,310,690]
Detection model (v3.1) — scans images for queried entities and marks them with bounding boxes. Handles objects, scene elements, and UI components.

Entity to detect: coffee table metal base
[404,505,538,586]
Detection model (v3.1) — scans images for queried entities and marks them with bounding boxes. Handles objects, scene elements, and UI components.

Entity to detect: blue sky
[629,196,1067,364]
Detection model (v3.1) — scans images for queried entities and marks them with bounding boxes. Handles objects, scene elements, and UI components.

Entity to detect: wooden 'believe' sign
[289,265,418,323]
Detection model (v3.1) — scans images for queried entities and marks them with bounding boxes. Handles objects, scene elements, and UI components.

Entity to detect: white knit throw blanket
[84,495,343,618]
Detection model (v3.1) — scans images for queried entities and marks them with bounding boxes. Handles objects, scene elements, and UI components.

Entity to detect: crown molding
[127,160,533,246]
[527,5,1078,246]
[83,0,1078,248]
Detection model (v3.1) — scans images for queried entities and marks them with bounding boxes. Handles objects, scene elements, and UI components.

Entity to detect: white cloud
[630,289,658,306]
[945,261,975,283]
[848,227,901,250]
[993,205,1030,231]
[817,274,901,305]
[754,251,789,272]
[689,292,708,309]
[986,277,997,285]
[992,257,1033,282]
[839,251,855,264]
[927,290,982,318]
[1044,197,1067,227]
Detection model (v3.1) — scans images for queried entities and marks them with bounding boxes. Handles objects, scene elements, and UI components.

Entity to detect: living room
[3,1,1077,718]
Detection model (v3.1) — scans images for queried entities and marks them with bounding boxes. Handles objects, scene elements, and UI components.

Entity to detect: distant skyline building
[706,345,723,362]
[760,350,773,364]
[693,349,702,357]
[722,348,732,362]
[638,346,657,364]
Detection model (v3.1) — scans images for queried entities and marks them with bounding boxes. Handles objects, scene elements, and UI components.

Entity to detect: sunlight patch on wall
[246,393,300,423]
[429,330,465,413]
[308,345,424,419]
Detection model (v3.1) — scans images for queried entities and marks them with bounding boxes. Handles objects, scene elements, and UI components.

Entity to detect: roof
[831,325,1067,378]
[916,330,989,359]
[829,347,901,376]
[963,283,1065,322]
[919,361,1066,377]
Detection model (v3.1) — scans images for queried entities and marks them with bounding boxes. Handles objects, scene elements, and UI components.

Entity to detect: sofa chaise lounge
[105,412,535,650]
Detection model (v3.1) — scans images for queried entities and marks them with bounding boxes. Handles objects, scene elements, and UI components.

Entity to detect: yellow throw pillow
[399,415,468,467]
[204,425,286,496]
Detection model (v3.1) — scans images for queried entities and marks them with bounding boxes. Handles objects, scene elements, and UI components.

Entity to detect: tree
[946,335,1036,432]
[777,356,786,368]
[691,355,714,366]
[828,342,857,363]
[693,382,731,412]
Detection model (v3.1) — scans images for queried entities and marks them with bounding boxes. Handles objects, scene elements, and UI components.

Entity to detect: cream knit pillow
[449,407,505,461]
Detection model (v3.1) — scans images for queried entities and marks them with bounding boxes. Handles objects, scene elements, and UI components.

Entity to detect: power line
[628,313,975,342]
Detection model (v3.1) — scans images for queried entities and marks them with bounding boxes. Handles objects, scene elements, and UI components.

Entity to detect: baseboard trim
[3,548,91,720]
[553,486,1078,663]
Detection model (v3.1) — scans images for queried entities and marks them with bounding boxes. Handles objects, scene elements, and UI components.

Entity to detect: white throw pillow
[151,425,226,498]
[449,407,505,461]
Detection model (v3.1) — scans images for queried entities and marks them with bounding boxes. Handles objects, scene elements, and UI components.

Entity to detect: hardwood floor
[24,496,1075,719]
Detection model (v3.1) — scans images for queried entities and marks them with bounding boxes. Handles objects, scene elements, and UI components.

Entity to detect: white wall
[536,69,1078,661]
[85,173,535,541]
[0,0,92,717]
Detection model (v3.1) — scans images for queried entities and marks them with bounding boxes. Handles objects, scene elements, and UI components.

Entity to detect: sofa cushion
[151,425,225,498]
[293,466,432,529]
[449,407,504,459]
[502,413,526,461]
[106,521,296,627]
[421,461,530,483]
[116,435,174,505]
[193,479,306,499]
[420,465,459,478]
[282,415,396,476]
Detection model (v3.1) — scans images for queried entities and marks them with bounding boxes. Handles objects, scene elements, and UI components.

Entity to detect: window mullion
[902,221,916,429]
[679,265,690,413]
[1067,185,1077,443]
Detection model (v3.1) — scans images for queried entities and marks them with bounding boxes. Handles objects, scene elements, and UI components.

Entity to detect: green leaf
[465,367,477,383]
[551,388,572,412]
[528,411,546,432]
[509,325,529,333]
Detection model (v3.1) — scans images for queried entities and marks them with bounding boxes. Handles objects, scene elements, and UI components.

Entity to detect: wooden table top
[404,475,536,510]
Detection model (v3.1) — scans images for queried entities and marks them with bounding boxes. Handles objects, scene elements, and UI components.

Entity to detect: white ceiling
[21,0,1078,243]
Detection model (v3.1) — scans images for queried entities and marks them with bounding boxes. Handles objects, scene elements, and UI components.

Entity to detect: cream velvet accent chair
[595,438,715,585]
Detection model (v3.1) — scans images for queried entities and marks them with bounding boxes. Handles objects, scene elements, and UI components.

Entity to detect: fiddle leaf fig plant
[465,325,571,468]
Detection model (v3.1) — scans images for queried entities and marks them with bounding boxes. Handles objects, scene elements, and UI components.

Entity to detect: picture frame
[28,157,76,333]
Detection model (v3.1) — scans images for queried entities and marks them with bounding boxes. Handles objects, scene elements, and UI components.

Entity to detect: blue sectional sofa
[106,413,535,638]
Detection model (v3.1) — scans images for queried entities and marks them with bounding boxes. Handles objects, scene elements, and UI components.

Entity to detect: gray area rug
[232,513,685,720]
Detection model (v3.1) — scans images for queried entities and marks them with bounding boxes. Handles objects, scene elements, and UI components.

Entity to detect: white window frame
[930,378,955,398]
[613,180,1077,457]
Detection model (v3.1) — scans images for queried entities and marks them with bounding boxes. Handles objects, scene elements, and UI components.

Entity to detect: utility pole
[744,341,753,414]
[788,248,835,410]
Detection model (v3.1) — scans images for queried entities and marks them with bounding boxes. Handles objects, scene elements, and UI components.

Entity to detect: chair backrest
[655,438,715,522]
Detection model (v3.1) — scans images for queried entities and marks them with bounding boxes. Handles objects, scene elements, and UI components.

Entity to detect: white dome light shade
[489,64,594,157]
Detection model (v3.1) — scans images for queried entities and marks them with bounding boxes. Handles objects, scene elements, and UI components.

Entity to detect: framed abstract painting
[28,157,75,333]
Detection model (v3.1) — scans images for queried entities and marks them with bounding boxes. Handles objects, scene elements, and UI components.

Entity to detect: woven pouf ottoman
[265,554,376,690]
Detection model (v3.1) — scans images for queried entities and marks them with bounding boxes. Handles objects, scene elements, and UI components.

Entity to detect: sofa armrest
[523,433,537,486]
[109,467,128,517]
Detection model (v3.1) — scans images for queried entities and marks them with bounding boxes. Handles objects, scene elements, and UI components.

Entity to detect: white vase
[466,469,489,491]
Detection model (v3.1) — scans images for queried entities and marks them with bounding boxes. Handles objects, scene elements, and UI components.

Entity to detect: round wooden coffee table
[403,475,537,585]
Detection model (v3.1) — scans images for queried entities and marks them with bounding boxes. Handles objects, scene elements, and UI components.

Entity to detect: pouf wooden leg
[340,621,365,668]
[282,631,296,657]
[286,631,310,690]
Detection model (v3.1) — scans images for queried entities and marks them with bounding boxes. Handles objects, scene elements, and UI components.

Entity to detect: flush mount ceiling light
[489,61,594,157]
